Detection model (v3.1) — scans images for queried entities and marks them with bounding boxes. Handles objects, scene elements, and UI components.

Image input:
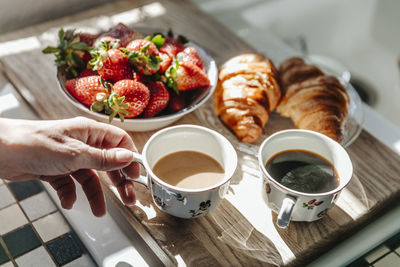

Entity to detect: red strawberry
[81,52,92,64]
[168,91,186,112]
[159,37,184,58]
[113,80,150,118]
[79,69,97,78]
[97,49,132,82]
[126,39,159,56]
[176,61,210,91]
[308,199,316,205]
[143,81,170,117]
[79,33,100,46]
[182,46,204,70]
[101,23,141,47]
[94,36,121,49]
[65,75,108,107]
[125,39,161,75]
[159,52,172,73]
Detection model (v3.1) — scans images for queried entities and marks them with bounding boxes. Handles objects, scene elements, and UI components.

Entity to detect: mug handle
[277,196,297,229]
[119,152,149,188]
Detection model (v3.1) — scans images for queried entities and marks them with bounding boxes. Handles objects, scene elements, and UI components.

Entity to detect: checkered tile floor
[0,179,96,266]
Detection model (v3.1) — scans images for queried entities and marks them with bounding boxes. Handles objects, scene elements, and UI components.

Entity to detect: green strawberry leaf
[141,42,151,53]
[164,54,180,94]
[99,77,113,92]
[42,46,60,54]
[70,42,88,50]
[151,34,164,49]
[43,28,89,78]
[166,77,179,94]
[147,55,162,71]
[59,40,68,50]
[167,29,174,37]
[177,34,189,45]
[90,101,105,112]
[58,28,65,42]
[106,93,131,123]
[111,39,121,49]
[88,49,106,71]
[122,48,161,74]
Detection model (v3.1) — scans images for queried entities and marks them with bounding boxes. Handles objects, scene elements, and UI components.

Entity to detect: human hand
[0,117,139,217]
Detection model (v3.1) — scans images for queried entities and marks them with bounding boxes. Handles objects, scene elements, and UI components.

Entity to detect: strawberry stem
[121,48,162,75]
[106,93,130,123]
[42,28,88,78]
[164,53,181,94]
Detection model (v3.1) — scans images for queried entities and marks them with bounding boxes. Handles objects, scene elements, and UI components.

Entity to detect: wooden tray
[1,0,400,265]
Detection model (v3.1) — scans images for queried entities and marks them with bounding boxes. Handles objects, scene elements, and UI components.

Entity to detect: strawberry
[124,39,162,75]
[176,61,210,91]
[112,80,150,118]
[94,36,121,49]
[79,69,97,78]
[159,37,184,58]
[79,33,100,46]
[143,81,170,117]
[182,46,204,70]
[159,52,172,73]
[101,23,141,47]
[90,48,132,82]
[65,75,108,107]
[126,39,159,56]
[167,91,186,112]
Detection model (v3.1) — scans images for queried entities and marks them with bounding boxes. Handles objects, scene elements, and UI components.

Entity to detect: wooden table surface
[1,0,400,266]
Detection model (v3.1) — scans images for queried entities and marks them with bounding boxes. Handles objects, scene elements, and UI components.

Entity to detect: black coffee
[265,150,339,193]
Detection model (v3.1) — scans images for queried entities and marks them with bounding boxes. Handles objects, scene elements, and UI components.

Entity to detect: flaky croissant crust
[277,57,350,142]
[214,53,281,143]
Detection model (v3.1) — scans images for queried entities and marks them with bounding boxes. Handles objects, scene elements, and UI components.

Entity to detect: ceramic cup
[258,129,353,228]
[121,124,237,219]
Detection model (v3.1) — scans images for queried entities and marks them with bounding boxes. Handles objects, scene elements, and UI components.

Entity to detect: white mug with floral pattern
[258,129,353,228]
[121,124,237,219]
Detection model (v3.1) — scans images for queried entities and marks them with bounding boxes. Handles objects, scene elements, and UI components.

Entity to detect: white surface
[192,0,400,130]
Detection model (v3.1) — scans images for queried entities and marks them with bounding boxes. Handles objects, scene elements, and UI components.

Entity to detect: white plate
[57,27,217,132]
[195,69,364,156]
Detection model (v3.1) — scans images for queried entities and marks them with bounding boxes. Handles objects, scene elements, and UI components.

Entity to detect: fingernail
[115,149,133,163]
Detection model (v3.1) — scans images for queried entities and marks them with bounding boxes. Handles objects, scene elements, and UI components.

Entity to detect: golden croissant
[277,57,350,142]
[214,53,281,143]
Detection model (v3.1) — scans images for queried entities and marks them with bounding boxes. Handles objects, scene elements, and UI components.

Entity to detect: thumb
[83,147,134,171]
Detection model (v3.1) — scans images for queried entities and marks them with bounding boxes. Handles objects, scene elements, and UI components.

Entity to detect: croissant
[277,57,350,142]
[214,53,281,143]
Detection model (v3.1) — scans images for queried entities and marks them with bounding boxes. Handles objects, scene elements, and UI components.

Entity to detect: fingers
[107,170,136,206]
[71,169,106,217]
[82,147,135,171]
[40,175,77,210]
[66,117,137,151]
[123,161,140,179]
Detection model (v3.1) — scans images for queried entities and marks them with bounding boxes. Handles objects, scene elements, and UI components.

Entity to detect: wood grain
[1,0,400,266]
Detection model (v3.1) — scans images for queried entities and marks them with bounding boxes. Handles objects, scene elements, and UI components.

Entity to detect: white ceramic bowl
[56,30,217,132]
